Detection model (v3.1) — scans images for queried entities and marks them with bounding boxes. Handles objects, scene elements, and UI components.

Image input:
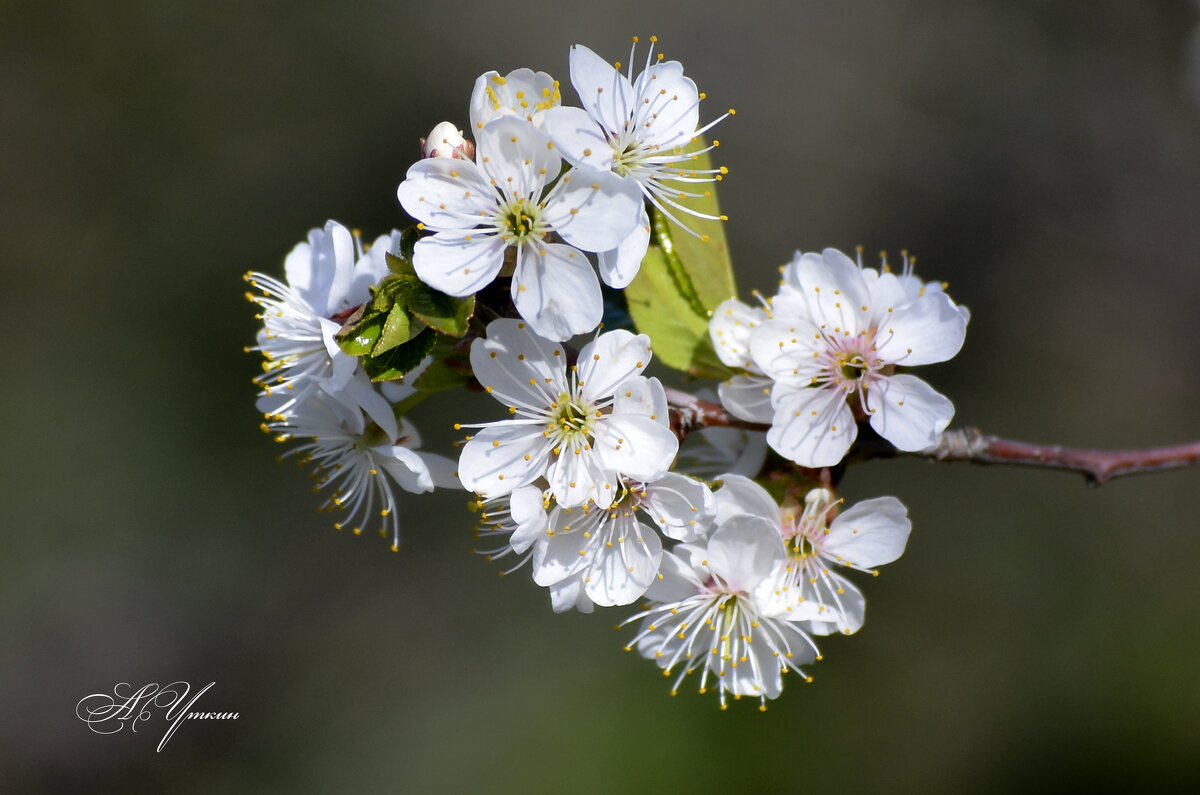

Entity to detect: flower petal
[787,248,870,335]
[767,387,858,468]
[543,167,642,254]
[470,317,568,409]
[582,515,663,607]
[710,298,768,369]
[823,495,912,568]
[713,474,778,526]
[412,232,506,297]
[577,329,652,402]
[707,514,785,592]
[880,290,968,366]
[592,414,678,483]
[458,423,552,498]
[568,43,634,135]
[397,157,496,230]
[470,68,560,131]
[596,208,651,288]
[717,374,774,424]
[541,105,615,171]
[511,243,603,341]
[867,373,954,451]
[638,472,716,542]
[475,116,558,198]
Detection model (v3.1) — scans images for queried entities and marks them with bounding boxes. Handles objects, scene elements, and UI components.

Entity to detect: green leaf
[362,327,437,382]
[336,310,386,356]
[405,285,475,338]
[412,354,472,393]
[385,250,417,279]
[372,303,427,355]
[625,245,734,380]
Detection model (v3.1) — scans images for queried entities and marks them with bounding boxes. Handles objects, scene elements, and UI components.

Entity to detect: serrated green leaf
[362,327,437,382]
[372,303,428,356]
[405,285,475,338]
[625,245,734,380]
[385,250,417,279]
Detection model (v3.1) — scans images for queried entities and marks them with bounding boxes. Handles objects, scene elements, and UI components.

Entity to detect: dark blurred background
[3,1,1200,792]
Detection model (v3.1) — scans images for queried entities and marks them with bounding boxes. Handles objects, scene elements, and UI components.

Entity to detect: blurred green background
[4,0,1200,791]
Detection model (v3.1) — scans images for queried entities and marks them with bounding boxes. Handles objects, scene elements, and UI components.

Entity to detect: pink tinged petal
[718,374,775,424]
[583,515,663,607]
[412,233,506,297]
[609,375,669,426]
[375,445,436,493]
[568,43,634,134]
[793,248,870,334]
[768,388,858,468]
[596,208,650,288]
[396,157,496,228]
[823,495,912,568]
[639,473,716,542]
[707,515,785,592]
[458,424,551,498]
[748,318,825,387]
[540,105,616,170]
[549,576,595,614]
[880,291,969,366]
[543,167,642,253]
[802,575,865,636]
[629,60,700,148]
[644,547,706,601]
[470,318,568,409]
[710,299,768,369]
[712,474,778,526]
[867,373,954,452]
[577,329,652,401]
[593,415,678,483]
[476,116,559,198]
[511,242,603,341]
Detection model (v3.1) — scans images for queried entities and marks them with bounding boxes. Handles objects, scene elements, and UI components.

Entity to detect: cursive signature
[76,681,238,751]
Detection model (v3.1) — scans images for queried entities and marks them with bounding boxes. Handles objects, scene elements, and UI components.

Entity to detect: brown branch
[664,388,1200,486]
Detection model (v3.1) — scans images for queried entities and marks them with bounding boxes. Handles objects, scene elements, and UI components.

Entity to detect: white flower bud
[420,121,473,159]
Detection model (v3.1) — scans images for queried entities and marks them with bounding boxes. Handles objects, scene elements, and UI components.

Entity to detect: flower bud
[420,122,474,160]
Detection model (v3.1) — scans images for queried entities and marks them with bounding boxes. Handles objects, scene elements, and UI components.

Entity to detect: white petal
[475,116,558,198]
[572,511,663,606]
[609,375,669,427]
[470,318,568,409]
[867,373,954,451]
[592,414,678,483]
[540,105,615,170]
[412,233,506,297]
[639,472,716,542]
[644,547,705,601]
[414,451,461,490]
[349,232,399,304]
[545,446,608,507]
[542,167,642,254]
[396,157,496,229]
[549,576,595,614]
[713,474,778,526]
[470,68,560,131]
[568,43,634,134]
[629,59,700,149]
[511,242,603,341]
[508,486,549,554]
[767,388,857,468]
[748,318,825,388]
[458,423,551,498]
[823,495,912,568]
[802,574,866,636]
[717,374,775,424]
[596,208,650,289]
[710,298,768,369]
[375,445,436,493]
[577,329,652,402]
[790,248,870,335]
[880,291,968,366]
[707,514,785,592]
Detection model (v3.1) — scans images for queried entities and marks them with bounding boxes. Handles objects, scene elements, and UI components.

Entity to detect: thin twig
[664,388,1200,486]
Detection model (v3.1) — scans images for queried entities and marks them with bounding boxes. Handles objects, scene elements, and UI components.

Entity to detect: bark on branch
[664,387,1200,486]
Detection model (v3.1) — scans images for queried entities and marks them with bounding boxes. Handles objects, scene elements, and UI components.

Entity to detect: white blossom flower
[245,221,397,437]
[749,248,969,467]
[457,319,679,509]
[469,68,561,131]
[541,37,731,288]
[709,297,775,424]
[760,487,911,636]
[396,116,642,340]
[623,499,826,710]
[472,485,548,572]
[529,472,716,611]
[265,391,459,551]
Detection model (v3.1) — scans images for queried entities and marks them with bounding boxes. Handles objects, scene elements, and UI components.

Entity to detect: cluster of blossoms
[247,38,970,708]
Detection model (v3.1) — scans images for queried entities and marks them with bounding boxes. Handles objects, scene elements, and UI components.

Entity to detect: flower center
[838,353,868,381]
[547,392,598,448]
[497,198,544,245]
